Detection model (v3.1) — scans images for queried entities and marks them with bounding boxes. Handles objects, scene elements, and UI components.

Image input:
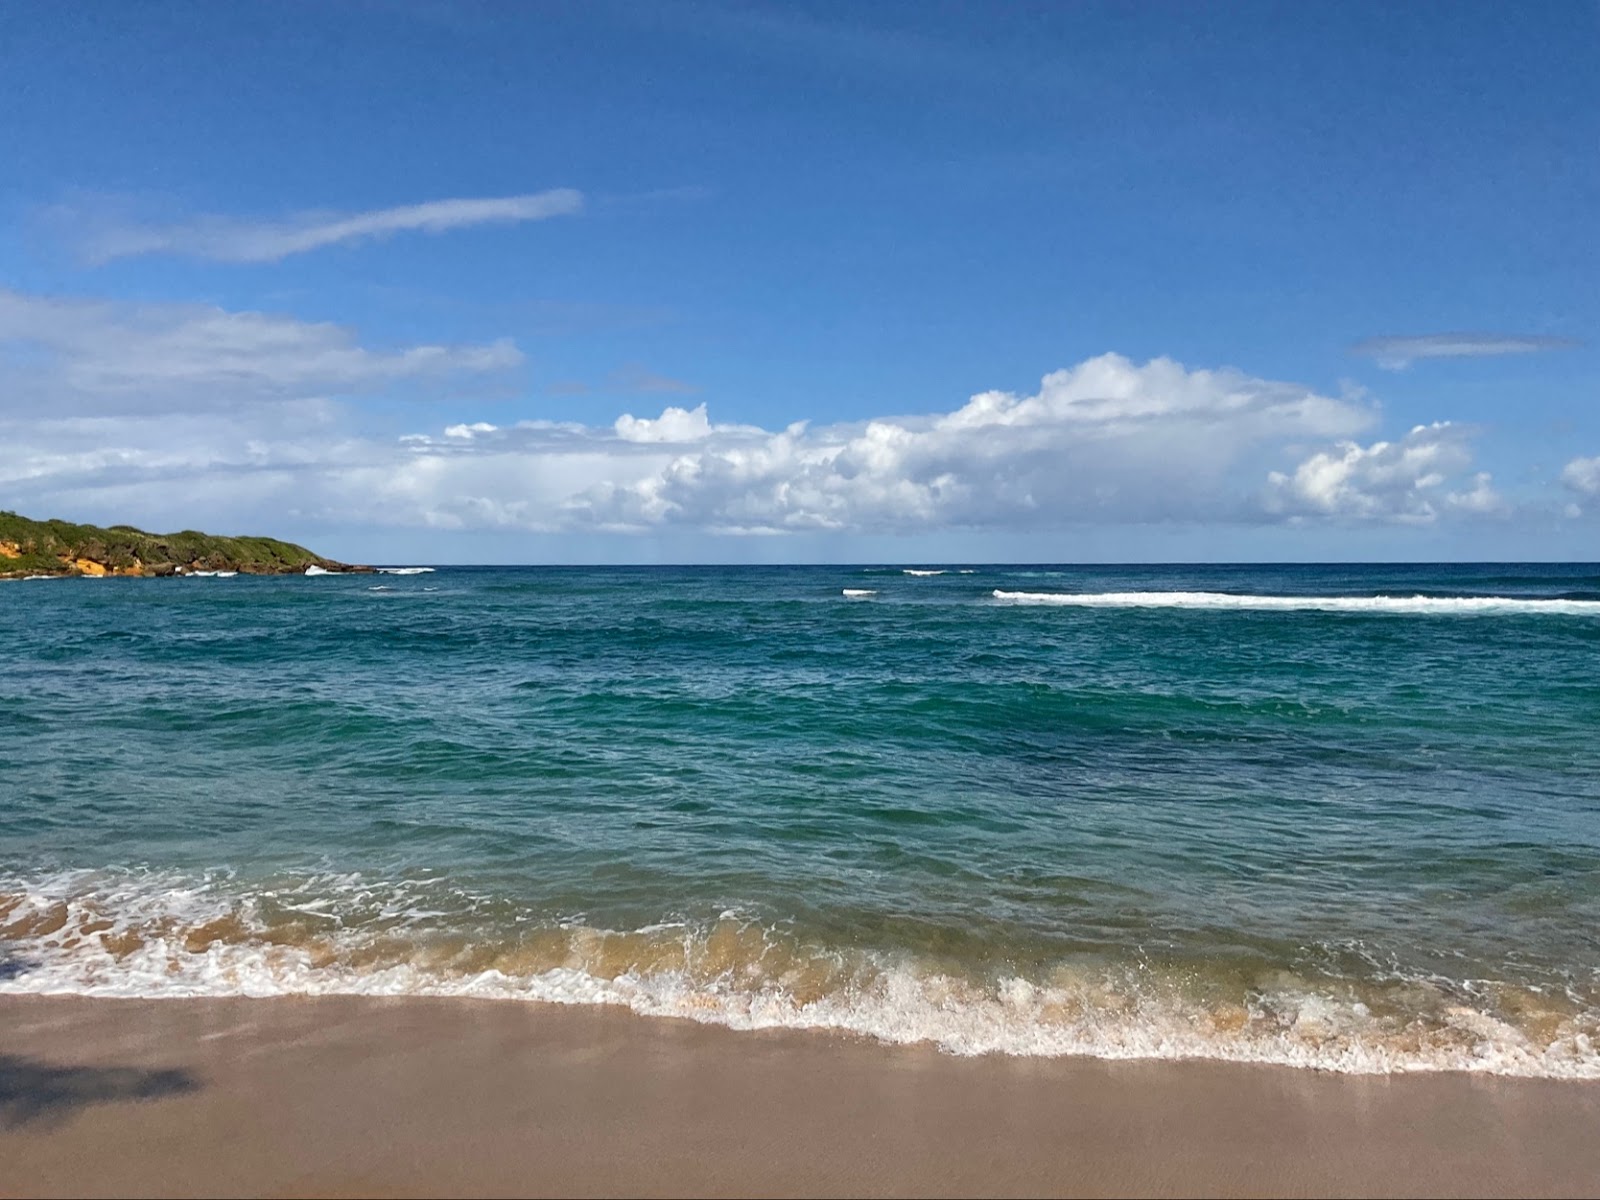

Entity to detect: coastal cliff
[0,511,371,578]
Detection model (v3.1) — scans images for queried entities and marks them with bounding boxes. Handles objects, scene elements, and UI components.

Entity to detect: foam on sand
[2,869,1596,1079]
[992,590,1600,615]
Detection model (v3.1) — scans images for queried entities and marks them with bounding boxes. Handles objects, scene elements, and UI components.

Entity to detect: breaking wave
[3,870,1596,1078]
[992,590,1600,615]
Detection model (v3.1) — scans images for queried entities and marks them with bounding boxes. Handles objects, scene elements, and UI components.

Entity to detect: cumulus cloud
[1263,423,1500,523]
[1561,456,1600,497]
[614,403,716,443]
[2,325,1510,538]
[0,288,521,414]
[343,354,1378,534]
[1561,456,1600,517]
[75,190,584,264]
[1349,333,1581,370]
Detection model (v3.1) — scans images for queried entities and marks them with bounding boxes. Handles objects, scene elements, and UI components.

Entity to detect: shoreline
[3,995,1598,1198]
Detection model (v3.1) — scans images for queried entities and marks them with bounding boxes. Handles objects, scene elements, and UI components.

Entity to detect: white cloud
[1263,423,1497,523]
[0,288,521,414]
[333,354,1377,534]
[2,331,1509,539]
[76,190,583,264]
[1562,456,1600,518]
[1561,456,1600,497]
[1445,472,1504,515]
[1349,333,1581,371]
[614,403,715,443]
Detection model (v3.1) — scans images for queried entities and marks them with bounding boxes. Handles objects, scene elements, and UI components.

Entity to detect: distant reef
[0,511,372,578]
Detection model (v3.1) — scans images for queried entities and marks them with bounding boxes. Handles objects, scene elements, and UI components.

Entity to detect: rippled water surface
[3,564,1599,1074]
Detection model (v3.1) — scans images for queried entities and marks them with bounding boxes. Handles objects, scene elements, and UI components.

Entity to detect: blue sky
[1,0,1595,562]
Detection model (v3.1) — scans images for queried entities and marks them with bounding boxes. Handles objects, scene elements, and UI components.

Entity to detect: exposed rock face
[0,511,372,579]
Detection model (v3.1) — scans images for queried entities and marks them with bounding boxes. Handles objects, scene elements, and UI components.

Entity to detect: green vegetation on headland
[0,510,371,578]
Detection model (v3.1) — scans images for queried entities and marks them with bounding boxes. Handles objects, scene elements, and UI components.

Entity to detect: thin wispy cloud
[641,2,1074,96]
[1349,333,1582,371]
[76,189,584,264]
[609,364,698,395]
[0,288,522,414]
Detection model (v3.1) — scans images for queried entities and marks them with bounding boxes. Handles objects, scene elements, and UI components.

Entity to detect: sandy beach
[2,995,1597,1198]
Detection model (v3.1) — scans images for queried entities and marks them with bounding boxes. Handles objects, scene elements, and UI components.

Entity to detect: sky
[0,0,1595,564]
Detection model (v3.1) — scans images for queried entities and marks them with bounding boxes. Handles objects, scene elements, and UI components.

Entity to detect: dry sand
[2,994,1597,1198]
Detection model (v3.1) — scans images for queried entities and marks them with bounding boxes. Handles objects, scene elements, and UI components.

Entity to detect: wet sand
[2,995,1597,1198]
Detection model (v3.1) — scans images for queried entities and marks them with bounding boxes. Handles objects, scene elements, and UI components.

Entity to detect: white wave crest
[376,567,436,575]
[303,565,331,576]
[842,589,877,597]
[903,569,945,577]
[991,590,1600,615]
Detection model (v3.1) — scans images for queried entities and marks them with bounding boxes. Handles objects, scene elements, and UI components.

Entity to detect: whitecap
[991,589,1600,615]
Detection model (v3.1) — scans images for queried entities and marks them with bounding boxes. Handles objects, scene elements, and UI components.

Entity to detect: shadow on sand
[0,1054,201,1130]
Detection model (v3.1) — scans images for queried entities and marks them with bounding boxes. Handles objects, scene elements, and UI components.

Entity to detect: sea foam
[2,869,1597,1080]
[992,590,1600,615]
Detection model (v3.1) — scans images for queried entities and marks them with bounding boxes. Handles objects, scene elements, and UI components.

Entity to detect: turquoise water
[3,564,1600,1074]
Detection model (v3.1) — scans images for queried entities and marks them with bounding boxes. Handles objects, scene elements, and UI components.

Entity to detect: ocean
[3,563,1599,1076]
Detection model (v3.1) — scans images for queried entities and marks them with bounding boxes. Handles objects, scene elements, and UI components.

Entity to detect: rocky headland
[0,511,372,578]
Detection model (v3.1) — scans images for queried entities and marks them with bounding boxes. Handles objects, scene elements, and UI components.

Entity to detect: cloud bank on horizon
[3,280,1581,543]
